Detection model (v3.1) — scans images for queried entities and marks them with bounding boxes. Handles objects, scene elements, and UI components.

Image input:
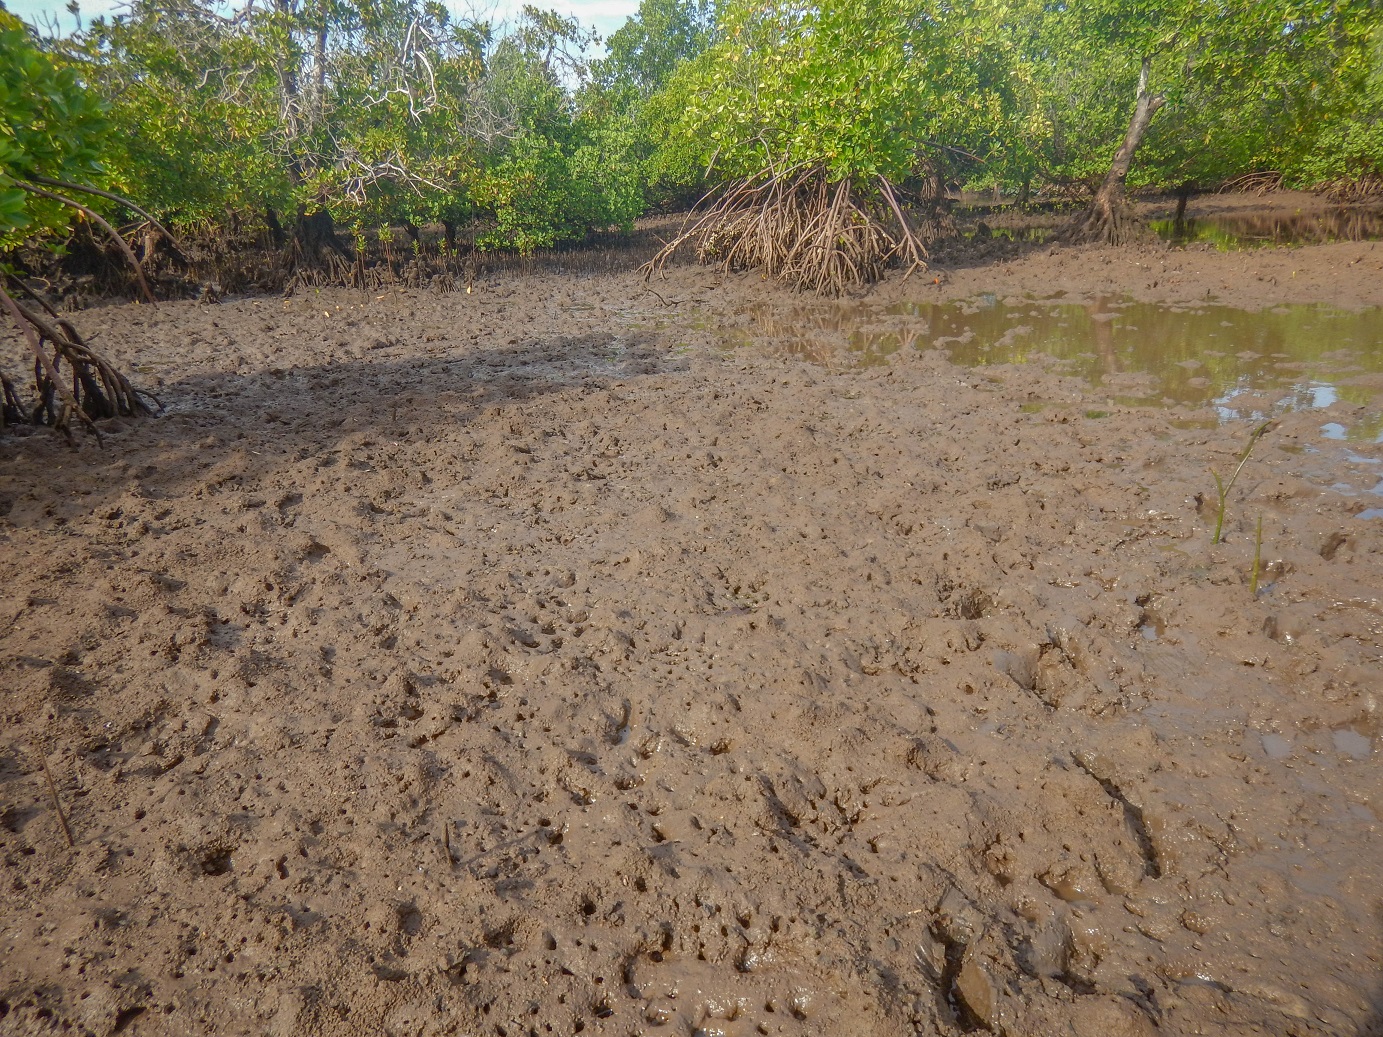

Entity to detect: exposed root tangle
[1321,170,1383,203]
[1219,171,1284,196]
[645,169,927,295]
[1058,193,1147,246]
[1,282,158,440]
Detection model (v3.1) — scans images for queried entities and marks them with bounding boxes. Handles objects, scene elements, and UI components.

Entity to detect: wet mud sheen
[1,221,1381,1037]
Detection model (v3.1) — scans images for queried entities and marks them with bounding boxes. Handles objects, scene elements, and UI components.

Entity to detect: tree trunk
[275,23,308,198]
[314,21,327,123]
[275,2,300,100]
[915,166,954,242]
[292,206,354,277]
[265,207,286,250]
[1174,181,1194,223]
[1062,57,1166,245]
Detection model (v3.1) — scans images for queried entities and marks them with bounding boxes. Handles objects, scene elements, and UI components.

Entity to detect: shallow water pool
[719,295,1383,437]
[1151,208,1383,248]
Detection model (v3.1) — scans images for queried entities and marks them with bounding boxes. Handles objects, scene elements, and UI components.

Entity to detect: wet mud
[1,206,1382,1037]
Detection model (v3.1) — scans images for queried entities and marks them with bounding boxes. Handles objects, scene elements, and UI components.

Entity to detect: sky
[3,0,641,44]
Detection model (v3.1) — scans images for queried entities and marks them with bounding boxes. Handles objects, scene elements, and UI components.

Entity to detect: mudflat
[2,199,1382,1036]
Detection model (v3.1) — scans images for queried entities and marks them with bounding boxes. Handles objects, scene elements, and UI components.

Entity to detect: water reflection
[720,296,1383,429]
[963,225,1055,244]
[944,207,1383,250]
[1152,208,1383,248]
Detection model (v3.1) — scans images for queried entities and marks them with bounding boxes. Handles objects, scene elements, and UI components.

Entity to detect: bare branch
[13,182,157,304]
[24,175,179,246]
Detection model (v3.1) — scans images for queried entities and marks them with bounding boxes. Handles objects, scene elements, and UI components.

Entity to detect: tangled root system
[645,169,927,295]
[1058,192,1148,246]
[1219,170,1285,196]
[1,283,157,441]
[1321,170,1383,203]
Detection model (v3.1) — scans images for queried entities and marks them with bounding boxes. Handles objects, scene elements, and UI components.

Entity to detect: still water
[1151,208,1383,248]
[959,208,1383,248]
[719,295,1383,439]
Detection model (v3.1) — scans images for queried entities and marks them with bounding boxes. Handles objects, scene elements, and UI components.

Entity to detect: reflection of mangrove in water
[720,296,1383,436]
[724,302,922,369]
[945,207,1383,250]
[1152,208,1383,248]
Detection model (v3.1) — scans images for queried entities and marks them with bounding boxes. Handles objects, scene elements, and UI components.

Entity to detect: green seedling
[1210,420,1274,544]
[1251,513,1264,596]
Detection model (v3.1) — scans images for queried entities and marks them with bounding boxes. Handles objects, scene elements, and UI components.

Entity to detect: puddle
[1331,727,1373,760]
[1152,209,1383,249]
[1258,725,1374,761]
[718,296,1383,425]
[965,224,1055,244]
[1261,733,1293,760]
[1138,606,1169,642]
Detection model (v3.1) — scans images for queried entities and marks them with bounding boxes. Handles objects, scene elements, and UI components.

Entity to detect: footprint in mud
[276,491,303,525]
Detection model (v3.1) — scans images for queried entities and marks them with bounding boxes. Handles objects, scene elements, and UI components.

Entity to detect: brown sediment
[0,211,1380,1036]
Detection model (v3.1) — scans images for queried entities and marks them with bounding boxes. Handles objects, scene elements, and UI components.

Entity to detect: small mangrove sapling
[1251,513,1264,596]
[1210,420,1274,544]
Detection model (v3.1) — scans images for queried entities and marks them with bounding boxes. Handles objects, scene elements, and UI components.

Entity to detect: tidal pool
[1151,208,1383,248]
[720,295,1383,435]
[947,207,1383,249]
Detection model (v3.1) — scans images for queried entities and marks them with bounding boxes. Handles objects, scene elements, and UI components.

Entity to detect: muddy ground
[2,194,1382,1037]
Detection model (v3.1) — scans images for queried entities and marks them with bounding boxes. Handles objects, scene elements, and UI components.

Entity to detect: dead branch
[36,744,75,848]
[25,175,180,246]
[13,181,157,303]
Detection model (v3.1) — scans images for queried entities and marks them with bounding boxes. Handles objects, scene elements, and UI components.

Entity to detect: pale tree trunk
[1062,57,1166,245]
[274,0,301,138]
[314,21,328,122]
